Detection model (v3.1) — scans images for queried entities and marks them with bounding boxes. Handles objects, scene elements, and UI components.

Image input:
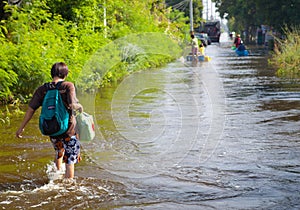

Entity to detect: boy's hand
[78,105,83,113]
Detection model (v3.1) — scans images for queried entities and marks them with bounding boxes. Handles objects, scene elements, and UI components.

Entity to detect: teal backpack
[39,82,69,136]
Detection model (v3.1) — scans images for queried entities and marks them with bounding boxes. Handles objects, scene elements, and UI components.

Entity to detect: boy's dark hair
[51,62,69,79]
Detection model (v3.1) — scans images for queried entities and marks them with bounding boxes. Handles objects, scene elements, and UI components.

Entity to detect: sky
[202,0,220,21]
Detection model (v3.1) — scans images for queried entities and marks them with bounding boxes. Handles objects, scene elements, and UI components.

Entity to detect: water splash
[46,162,65,182]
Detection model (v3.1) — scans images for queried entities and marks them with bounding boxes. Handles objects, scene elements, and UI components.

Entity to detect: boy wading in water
[16,62,83,179]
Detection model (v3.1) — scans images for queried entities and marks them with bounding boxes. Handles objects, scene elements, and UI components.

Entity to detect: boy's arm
[16,107,36,138]
[68,83,83,113]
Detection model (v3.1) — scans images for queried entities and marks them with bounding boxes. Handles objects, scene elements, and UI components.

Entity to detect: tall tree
[254,0,300,31]
[213,0,300,41]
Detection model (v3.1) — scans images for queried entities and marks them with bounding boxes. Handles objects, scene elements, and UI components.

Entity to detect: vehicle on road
[203,21,221,42]
[195,33,211,47]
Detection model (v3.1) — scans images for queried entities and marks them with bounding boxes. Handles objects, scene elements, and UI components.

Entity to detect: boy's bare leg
[65,164,74,178]
[55,156,63,171]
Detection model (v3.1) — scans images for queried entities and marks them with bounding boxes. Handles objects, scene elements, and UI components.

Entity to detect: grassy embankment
[270,27,300,77]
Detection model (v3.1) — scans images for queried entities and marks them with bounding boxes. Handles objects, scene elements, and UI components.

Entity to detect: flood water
[1,35,300,209]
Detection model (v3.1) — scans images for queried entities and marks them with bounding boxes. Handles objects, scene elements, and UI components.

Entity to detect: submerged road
[1,35,300,209]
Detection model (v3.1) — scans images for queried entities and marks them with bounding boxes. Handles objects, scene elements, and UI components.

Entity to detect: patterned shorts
[50,135,81,164]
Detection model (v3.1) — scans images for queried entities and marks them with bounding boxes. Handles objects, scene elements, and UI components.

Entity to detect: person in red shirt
[234,34,242,48]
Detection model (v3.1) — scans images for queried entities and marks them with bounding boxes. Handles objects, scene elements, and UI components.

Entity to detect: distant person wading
[191,34,199,61]
[234,34,242,48]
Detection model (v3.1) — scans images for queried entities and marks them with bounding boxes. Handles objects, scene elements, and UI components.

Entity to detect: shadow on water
[1,40,300,209]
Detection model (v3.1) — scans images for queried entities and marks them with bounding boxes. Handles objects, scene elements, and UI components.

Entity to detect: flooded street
[1,36,300,209]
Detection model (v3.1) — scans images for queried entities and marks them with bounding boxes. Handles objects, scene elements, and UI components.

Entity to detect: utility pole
[99,1,107,38]
[207,0,209,20]
[210,1,214,20]
[189,0,193,33]
[103,0,107,38]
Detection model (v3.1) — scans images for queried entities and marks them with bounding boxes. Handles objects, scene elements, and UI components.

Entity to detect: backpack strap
[44,81,64,91]
[55,81,70,111]
[55,81,64,89]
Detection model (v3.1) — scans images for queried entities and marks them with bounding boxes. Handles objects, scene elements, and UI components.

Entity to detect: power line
[167,0,190,22]
[169,0,189,11]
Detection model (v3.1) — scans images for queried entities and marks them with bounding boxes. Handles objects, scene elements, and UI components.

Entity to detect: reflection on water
[1,41,300,209]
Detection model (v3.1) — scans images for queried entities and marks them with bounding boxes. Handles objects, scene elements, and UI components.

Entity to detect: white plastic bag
[76,112,95,141]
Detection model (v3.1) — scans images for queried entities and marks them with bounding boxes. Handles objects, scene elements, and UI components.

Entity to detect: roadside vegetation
[270,27,300,77]
[0,0,207,106]
[213,0,300,77]
[214,0,300,43]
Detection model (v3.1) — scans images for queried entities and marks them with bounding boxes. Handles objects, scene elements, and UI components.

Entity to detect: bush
[0,0,185,103]
[270,26,300,77]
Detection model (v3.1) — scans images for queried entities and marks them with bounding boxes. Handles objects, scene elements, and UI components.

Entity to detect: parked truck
[203,21,221,42]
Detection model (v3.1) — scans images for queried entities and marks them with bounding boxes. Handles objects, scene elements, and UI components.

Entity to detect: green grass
[270,26,300,77]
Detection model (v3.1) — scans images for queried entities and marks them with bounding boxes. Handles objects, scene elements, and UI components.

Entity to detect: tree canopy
[213,0,300,41]
[0,0,189,103]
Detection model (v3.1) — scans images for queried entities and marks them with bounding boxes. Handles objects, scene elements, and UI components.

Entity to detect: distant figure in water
[234,34,242,48]
[191,34,199,61]
[237,43,246,51]
[199,42,205,56]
